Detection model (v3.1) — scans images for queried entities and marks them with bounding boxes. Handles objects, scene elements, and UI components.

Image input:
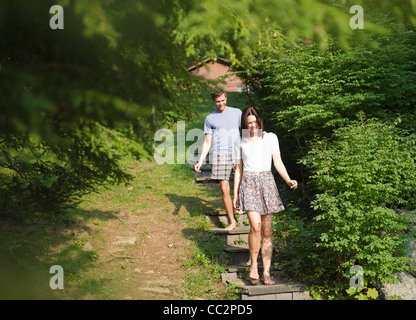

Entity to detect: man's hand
[194,162,202,173]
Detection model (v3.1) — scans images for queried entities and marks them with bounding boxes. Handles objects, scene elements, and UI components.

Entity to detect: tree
[0,1,205,216]
[1,0,416,217]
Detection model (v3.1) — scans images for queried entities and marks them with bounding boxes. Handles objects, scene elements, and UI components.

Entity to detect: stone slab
[293,291,310,300]
[227,266,281,273]
[245,282,306,296]
[195,171,212,182]
[241,293,299,300]
[221,272,238,283]
[224,244,250,252]
[188,159,212,171]
[206,212,249,229]
[211,226,250,235]
[228,277,307,296]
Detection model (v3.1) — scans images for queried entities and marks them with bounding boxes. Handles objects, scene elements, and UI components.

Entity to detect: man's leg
[219,180,236,231]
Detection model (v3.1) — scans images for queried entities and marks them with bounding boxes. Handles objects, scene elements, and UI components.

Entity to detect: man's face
[214,93,227,113]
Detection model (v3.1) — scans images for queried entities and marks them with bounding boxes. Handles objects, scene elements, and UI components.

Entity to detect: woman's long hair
[241,106,263,130]
[240,106,264,139]
[241,106,263,128]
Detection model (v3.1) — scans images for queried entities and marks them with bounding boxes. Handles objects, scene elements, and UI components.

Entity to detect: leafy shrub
[241,18,416,296]
[0,129,136,218]
[299,117,416,286]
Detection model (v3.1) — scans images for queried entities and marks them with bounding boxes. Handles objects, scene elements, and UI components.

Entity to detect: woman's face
[247,115,258,132]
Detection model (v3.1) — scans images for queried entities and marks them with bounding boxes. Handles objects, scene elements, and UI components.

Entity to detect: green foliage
[247,27,416,142]
[0,130,136,216]
[346,287,379,300]
[240,8,416,297]
[178,0,416,61]
[0,0,206,216]
[301,118,416,285]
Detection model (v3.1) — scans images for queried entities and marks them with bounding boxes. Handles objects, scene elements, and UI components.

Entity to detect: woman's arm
[272,153,298,189]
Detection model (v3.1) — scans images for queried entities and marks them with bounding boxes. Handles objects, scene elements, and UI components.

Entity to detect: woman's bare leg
[261,213,275,285]
[247,211,262,280]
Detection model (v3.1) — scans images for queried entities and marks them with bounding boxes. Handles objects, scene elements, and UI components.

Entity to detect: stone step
[210,226,250,245]
[195,171,212,182]
[211,226,250,235]
[188,159,212,171]
[205,210,249,228]
[226,265,282,274]
[224,244,250,252]
[222,244,255,266]
[222,272,309,300]
[195,171,235,183]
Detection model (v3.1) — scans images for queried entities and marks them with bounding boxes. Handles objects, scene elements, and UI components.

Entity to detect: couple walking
[194,91,297,285]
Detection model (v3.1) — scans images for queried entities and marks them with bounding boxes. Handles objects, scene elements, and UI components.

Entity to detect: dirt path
[86,202,194,299]
[56,159,222,299]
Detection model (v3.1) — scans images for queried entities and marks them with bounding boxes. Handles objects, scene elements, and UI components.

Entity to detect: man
[194,91,242,231]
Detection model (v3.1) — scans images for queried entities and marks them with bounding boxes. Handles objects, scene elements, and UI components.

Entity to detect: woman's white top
[235,132,280,172]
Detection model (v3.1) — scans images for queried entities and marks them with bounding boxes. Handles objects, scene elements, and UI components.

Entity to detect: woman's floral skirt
[239,171,285,215]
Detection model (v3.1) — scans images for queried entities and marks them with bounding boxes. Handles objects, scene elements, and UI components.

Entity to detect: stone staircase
[205,210,310,300]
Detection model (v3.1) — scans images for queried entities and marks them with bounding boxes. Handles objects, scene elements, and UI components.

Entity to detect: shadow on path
[165,193,221,217]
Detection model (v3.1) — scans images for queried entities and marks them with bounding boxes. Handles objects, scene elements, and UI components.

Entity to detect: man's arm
[194,134,212,172]
[233,159,243,210]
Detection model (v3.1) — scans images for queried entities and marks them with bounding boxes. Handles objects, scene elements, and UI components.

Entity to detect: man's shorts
[211,153,235,181]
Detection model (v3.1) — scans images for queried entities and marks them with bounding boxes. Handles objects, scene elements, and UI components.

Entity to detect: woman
[233,106,297,285]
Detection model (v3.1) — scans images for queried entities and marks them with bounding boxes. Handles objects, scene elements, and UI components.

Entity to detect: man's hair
[211,90,227,101]
[241,106,264,131]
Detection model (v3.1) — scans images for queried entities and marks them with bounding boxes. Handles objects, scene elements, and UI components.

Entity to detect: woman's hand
[287,179,298,190]
[233,196,240,210]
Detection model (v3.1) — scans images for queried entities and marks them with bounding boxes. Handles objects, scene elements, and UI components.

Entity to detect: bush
[299,117,416,287]
[0,131,135,218]
[240,19,416,296]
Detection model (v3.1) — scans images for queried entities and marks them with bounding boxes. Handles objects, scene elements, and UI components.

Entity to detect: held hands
[233,196,239,210]
[233,196,244,214]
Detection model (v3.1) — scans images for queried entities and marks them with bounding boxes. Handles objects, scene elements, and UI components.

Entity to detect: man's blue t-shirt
[204,106,242,154]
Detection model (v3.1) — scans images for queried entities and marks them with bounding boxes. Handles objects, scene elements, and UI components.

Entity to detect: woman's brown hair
[241,106,264,131]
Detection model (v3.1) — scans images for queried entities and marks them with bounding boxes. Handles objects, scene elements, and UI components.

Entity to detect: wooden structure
[187,58,246,92]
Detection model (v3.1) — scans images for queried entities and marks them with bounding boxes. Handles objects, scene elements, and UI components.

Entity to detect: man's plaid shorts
[210,153,235,181]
